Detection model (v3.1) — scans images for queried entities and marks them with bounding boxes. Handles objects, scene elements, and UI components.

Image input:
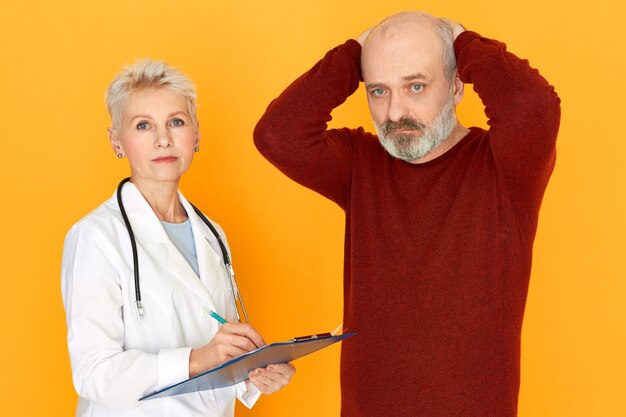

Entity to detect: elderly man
[254,11,559,417]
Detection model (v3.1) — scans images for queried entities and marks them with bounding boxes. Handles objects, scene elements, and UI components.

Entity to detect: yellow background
[0,0,624,415]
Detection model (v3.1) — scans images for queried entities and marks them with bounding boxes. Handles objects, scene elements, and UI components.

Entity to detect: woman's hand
[189,323,266,377]
[249,363,296,394]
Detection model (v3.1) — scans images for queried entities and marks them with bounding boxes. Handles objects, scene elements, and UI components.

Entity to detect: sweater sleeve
[253,40,363,209]
[455,31,560,206]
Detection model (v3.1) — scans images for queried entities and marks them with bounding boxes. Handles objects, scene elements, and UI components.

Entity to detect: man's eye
[170,118,184,127]
[371,88,385,96]
[136,122,149,130]
[410,84,424,93]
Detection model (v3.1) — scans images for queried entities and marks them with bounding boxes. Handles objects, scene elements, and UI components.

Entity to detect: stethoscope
[116,177,249,325]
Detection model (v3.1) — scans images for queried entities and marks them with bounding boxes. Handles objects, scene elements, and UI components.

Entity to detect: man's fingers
[357,27,372,46]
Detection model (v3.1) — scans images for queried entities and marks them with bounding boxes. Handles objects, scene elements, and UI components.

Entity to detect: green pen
[203,307,227,324]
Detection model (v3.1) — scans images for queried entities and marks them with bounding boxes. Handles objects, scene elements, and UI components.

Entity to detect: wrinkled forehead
[362,21,445,82]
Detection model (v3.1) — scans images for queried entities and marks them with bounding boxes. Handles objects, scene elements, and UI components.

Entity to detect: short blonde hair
[105,59,197,130]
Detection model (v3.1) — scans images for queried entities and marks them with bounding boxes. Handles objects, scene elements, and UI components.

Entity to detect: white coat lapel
[178,193,240,321]
[179,194,227,299]
[120,183,212,304]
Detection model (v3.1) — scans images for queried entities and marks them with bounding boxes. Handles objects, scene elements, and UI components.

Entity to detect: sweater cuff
[454,30,481,56]
[343,39,363,81]
[344,39,362,60]
[157,347,192,390]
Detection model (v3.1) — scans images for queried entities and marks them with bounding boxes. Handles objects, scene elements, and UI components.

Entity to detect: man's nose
[386,92,410,122]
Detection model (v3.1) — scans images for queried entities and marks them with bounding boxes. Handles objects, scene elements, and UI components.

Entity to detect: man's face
[375,92,457,162]
[362,21,461,163]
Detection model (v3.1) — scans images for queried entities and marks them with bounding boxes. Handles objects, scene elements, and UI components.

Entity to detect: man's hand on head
[440,18,465,40]
[357,27,372,47]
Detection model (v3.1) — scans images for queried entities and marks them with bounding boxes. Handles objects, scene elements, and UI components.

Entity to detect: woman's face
[109,87,199,186]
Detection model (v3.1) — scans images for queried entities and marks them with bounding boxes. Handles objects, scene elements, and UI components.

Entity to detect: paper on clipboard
[140,332,356,401]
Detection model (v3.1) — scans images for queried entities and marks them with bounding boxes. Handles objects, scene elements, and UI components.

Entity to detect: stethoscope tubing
[117,178,143,317]
[116,177,249,324]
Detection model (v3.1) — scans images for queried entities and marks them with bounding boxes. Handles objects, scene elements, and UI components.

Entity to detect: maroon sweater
[254,31,560,417]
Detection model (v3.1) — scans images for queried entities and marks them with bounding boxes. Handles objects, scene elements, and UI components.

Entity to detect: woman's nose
[154,127,173,148]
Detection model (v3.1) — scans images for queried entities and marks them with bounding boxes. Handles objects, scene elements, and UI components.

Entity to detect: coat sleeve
[236,381,262,408]
[61,219,190,409]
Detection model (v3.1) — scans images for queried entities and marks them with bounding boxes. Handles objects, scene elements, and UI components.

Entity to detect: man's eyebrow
[365,73,430,89]
[402,73,429,81]
[365,82,387,89]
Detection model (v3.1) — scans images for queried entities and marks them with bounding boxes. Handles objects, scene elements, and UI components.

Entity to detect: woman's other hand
[249,363,296,394]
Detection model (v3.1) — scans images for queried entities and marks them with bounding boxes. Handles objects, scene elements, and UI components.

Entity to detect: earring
[194,147,199,152]
[117,153,123,158]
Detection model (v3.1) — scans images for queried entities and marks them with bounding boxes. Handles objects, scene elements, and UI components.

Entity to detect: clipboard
[140,332,356,400]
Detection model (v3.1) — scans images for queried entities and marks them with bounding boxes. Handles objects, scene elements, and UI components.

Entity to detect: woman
[61,59,295,416]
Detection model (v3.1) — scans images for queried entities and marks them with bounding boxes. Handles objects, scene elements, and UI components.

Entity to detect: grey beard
[375,98,457,163]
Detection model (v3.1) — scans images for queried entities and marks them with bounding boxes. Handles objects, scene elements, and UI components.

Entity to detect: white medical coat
[61,183,260,416]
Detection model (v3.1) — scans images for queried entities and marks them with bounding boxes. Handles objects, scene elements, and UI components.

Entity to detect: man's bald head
[363,12,457,82]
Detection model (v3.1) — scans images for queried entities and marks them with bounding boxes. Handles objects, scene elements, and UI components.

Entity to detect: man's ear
[452,73,465,105]
[108,128,124,157]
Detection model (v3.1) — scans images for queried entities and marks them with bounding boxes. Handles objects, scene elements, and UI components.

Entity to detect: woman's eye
[136,122,149,130]
[170,118,184,127]
[410,84,424,93]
